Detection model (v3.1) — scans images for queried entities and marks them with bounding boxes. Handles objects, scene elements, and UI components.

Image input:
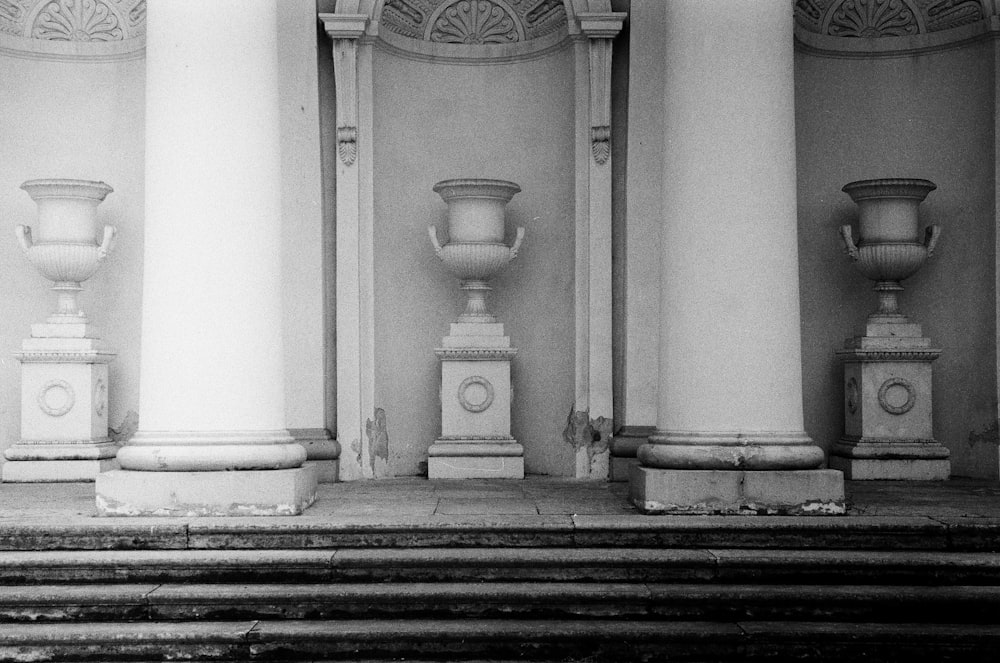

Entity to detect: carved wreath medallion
[94,377,106,417]
[846,376,860,414]
[37,379,75,417]
[877,377,916,415]
[458,375,495,413]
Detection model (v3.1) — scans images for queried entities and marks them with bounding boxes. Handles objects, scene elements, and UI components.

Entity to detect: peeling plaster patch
[109,410,139,444]
[350,437,363,469]
[366,408,389,478]
[563,407,612,478]
[968,420,999,448]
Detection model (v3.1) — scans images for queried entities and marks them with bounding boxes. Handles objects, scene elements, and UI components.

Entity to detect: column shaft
[640,0,822,471]
[117,0,305,472]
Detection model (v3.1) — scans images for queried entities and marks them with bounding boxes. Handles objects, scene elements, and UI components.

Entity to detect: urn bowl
[20,179,113,244]
[853,243,928,282]
[433,178,521,244]
[437,242,513,280]
[842,178,936,244]
[24,243,104,283]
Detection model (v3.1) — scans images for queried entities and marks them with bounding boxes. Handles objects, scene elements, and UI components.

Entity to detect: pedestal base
[428,455,524,479]
[611,456,640,482]
[829,455,950,480]
[2,458,118,482]
[629,466,845,515]
[95,464,318,516]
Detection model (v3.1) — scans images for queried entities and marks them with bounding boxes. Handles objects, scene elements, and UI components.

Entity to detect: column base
[95,464,319,516]
[2,458,118,482]
[629,466,845,515]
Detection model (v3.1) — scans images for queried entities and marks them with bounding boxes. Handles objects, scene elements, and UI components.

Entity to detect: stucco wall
[796,41,999,478]
[0,52,145,457]
[371,46,577,476]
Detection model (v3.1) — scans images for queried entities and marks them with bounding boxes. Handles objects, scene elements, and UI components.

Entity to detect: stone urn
[428,178,524,323]
[839,178,939,319]
[15,179,116,323]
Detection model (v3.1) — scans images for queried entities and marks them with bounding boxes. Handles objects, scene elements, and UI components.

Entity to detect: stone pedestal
[3,322,117,482]
[831,318,949,480]
[428,323,523,479]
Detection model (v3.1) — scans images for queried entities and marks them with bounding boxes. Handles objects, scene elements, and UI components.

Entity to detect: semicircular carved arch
[380,0,567,44]
[795,0,987,37]
[0,0,145,60]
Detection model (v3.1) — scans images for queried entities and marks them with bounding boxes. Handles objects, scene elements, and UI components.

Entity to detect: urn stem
[459,279,496,323]
[874,281,903,318]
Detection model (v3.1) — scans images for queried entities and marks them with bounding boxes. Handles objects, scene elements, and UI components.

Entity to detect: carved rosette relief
[795,0,987,37]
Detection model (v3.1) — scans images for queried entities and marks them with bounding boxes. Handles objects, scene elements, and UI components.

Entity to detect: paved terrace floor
[1,476,999,525]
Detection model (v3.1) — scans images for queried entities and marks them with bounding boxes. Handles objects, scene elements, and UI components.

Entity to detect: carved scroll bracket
[578,12,624,166]
[320,13,369,167]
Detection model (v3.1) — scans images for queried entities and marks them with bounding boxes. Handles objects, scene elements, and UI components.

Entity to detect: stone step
[2,515,997,551]
[1,582,999,623]
[1,620,998,662]
[3,548,999,585]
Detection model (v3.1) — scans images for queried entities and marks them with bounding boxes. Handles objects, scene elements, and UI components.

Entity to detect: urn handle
[839,225,859,260]
[14,225,33,253]
[924,225,941,258]
[97,225,117,260]
[509,226,525,260]
[428,225,444,259]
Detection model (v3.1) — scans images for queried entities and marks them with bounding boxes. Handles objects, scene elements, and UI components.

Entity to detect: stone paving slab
[0,478,998,552]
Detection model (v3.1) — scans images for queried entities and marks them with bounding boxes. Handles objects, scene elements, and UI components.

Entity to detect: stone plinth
[831,319,949,480]
[630,466,845,515]
[96,464,318,516]
[428,323,523,479]
[3,322,117,483]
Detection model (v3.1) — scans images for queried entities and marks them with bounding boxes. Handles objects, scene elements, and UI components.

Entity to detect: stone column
[96,0,317,516]
[630,0,843,515]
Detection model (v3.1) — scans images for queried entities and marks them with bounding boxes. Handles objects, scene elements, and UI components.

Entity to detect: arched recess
[319,0,623,479]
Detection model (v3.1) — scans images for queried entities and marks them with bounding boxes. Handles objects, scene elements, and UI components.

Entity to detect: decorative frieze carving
[337,126,358,166]
[795,0,987,38]
[429,0,521,44]
[591,125,610,165]
[380,0,566,44]
[1,0,144,39]
[828,0,920,37]
[32,0,123,41]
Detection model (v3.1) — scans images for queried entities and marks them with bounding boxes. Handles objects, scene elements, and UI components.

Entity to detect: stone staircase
[0,516,999,661]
